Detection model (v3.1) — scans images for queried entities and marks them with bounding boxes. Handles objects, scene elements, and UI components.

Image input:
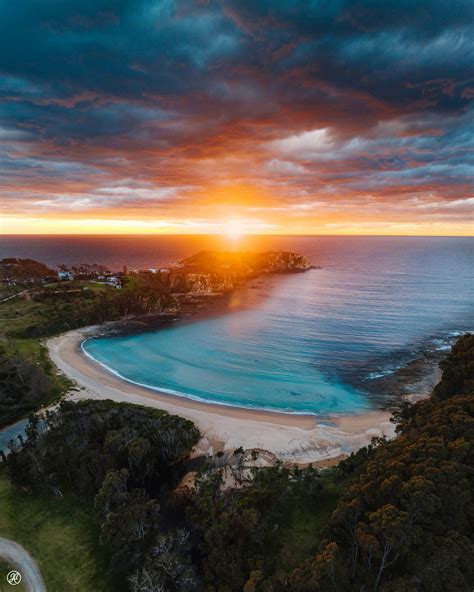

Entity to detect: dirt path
[0,538,46,591]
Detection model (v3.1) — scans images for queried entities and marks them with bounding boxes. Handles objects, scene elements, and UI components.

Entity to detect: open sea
[2,235,473,415]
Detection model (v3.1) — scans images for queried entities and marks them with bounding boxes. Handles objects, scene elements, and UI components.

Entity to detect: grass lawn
[0,560,27,592]
[0,469,126,592]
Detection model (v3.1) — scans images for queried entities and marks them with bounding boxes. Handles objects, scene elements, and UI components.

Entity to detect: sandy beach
[47,327,397,465]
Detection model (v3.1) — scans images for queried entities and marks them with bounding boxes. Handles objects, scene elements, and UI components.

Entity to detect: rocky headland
[166,250,313,295]
[98,250,314,335]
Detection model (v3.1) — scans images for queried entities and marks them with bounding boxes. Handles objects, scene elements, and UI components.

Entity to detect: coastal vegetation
[0,251,310,427]
[6,400,199,590]
[0,288,73,428]
[4,400,337,592]
[290,334,474,591]
[0,469,122,592]
[2,334,473,591]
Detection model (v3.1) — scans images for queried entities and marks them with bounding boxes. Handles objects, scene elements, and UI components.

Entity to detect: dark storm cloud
[0,0,473,226]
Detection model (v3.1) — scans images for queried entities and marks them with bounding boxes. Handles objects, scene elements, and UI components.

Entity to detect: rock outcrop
[252,251,312,273]
[180,250,311,274]
[170,251,312,295]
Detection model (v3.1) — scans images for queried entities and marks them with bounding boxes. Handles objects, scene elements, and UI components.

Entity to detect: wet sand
[47,327,396,464]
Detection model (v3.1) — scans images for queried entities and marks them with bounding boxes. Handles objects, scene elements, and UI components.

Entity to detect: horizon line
[1,232,473,238]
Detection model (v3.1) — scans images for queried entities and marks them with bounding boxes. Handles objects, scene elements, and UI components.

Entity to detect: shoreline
[80,335,362,419]
[47,327,397,465]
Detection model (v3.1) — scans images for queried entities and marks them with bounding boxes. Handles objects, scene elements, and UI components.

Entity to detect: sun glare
[224,219,245,241]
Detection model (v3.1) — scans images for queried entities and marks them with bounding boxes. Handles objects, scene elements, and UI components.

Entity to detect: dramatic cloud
[0,0,473,234]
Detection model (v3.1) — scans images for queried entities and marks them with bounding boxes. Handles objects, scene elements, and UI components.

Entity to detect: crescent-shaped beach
[48,327,396,465]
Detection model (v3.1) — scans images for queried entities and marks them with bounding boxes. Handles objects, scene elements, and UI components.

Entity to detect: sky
[1,0,473,235]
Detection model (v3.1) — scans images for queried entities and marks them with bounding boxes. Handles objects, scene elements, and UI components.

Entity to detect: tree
[129,529,197,592]
[290,334,474,591]
[100,489,161,572]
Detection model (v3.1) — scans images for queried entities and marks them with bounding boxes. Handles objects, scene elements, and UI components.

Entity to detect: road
[0,281,71,303]
[0,289,29,303]
[0,538,46,591]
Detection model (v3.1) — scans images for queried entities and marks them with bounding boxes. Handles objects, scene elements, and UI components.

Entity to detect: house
[106,276,122,289]
[58,271,74,281]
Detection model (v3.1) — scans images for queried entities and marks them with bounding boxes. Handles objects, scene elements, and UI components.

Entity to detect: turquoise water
[83,283,370,414]
[82,237,473,415]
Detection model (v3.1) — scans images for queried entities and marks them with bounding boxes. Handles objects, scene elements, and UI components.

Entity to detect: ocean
[2,235,473,415]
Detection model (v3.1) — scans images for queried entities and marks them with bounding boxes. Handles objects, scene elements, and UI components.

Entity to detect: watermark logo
[6,570,22,586]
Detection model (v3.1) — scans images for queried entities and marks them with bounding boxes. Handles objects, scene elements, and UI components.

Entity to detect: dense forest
[4,334,473,591]
[290,334,474,591]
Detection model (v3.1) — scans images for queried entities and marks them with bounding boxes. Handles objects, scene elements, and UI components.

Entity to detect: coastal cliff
[171,250,312,295]
[179,250,312,275]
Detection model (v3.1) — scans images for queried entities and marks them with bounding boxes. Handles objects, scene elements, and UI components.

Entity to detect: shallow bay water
[53,235,474,415]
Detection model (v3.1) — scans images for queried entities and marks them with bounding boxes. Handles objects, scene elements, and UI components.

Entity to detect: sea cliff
[179,250,312,274]
[168,250,313,295]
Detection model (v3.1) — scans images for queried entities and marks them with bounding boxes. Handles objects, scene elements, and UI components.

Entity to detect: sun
[224,219,245,241]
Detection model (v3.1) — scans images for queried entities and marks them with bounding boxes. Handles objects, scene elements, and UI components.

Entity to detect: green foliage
[7,400,200,587]
[129,529,197,592]
[0,345,66,428]
[100,488,161,572]
[0,469,123,592]
[289,334,474,592]
[0,285,74,427]
[12,276,180,339]
[187,463,334,591]
[433,333,474,401]
[8,399,199,497]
